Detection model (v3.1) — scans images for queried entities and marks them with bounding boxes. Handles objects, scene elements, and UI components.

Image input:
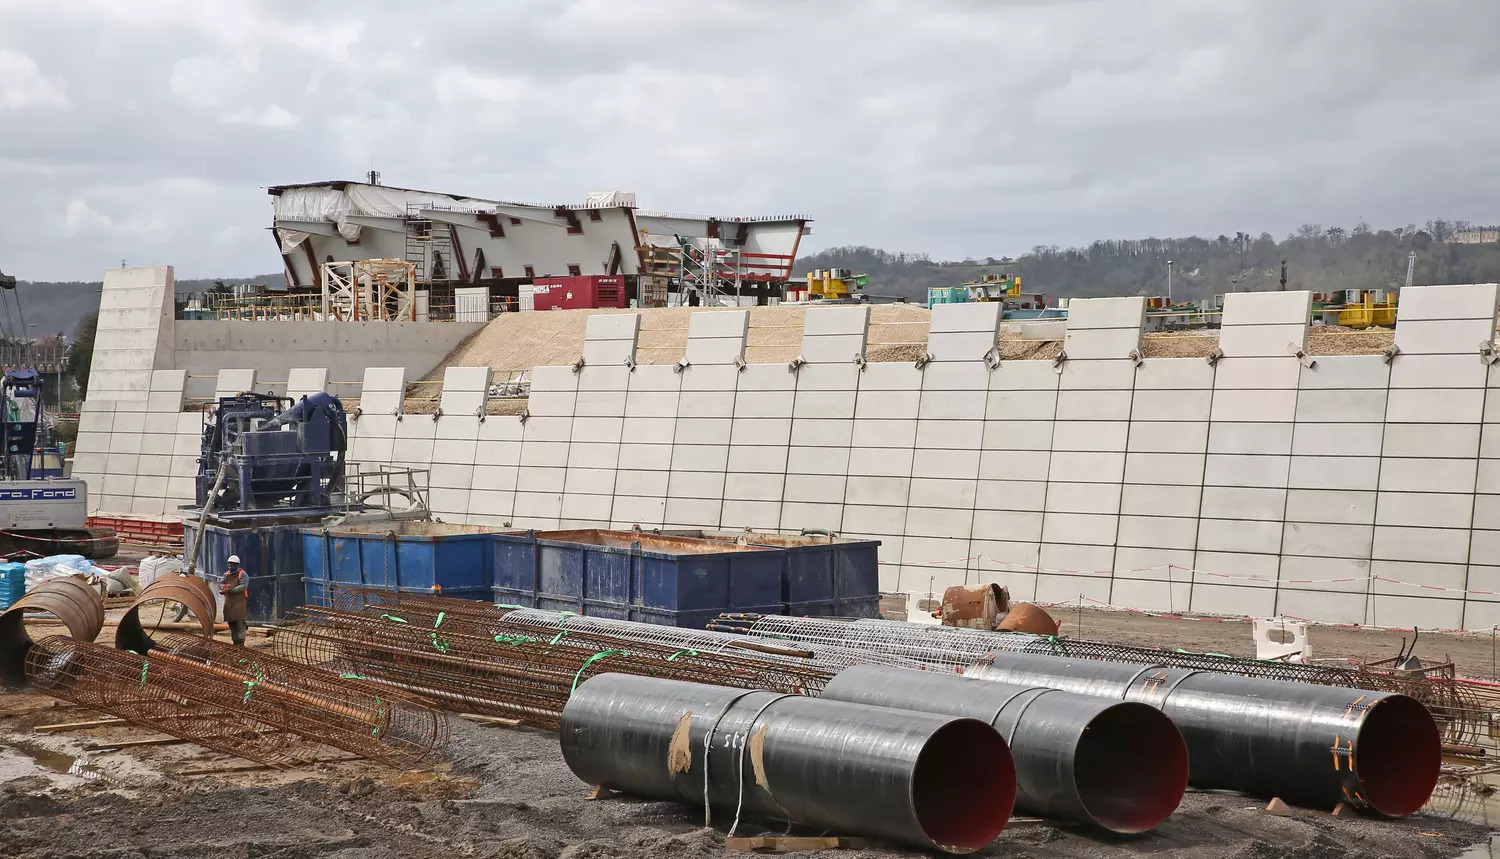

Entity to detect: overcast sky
[1,0,1498,281]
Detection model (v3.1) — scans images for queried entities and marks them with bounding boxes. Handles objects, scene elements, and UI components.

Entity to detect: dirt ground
[2,551,1493,858]
[1060,607,1500,681]
[0,686,1488,859]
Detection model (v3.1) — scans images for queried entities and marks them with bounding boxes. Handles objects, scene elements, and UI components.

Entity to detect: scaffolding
[405,202,455,285]
[319,259,416,321]
[677,237,741,307]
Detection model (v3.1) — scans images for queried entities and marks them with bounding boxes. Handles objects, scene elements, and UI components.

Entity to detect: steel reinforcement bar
[733,614,1354,681]
[0,576,105,687]
[24,635,319,768]
[340,598,832,690]
[272,603,834,730]
[150,632,449,767]
[321,585,918,671]
[730,614,1488,747]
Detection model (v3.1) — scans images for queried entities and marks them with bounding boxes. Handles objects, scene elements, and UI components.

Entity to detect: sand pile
[426,304,934,378]
[425,308,1422,384]
[1141,331,1218,359]
[1306,325,1394,356]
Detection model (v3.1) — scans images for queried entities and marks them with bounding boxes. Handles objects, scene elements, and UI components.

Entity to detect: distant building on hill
[1449,227,1500,244]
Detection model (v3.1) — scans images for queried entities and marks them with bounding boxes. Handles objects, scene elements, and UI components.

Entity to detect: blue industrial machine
[195,391,350,515]
[185,391,355,622]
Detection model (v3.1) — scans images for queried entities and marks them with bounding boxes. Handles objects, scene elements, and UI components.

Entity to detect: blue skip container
[660,530,882,618]
[185,515,313,622]
[492,529,783,628]
[302,520,497,606]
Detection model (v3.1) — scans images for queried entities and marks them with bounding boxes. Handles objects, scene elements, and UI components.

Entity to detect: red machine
[530,276,628,310]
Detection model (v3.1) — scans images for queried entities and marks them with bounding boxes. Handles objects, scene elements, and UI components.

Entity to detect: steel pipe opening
[966,651,1443,817]
[116,575,217,654]
[0,577,105,687]
[1351,694,1442,817]
[822,665,1185,833]
[1071,702,1188,833]
[911,719,1016,851]
[560,673,1015,854]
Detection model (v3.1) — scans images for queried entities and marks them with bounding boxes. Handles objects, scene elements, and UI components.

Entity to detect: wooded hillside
[798,220,1500,303]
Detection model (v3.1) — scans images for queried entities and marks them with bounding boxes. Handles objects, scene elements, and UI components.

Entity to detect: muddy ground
[0,683,1489,859]
[2,554,1495,859]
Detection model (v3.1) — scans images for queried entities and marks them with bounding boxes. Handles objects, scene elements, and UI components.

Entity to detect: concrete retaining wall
[75,279,1500,630]
[88,266,485,401]
[174,320,484,399]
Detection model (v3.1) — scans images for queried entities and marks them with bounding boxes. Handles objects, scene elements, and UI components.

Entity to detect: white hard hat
[227,555,241,564]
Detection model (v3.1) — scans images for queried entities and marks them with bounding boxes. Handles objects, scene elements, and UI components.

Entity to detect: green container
[926,287,970,307]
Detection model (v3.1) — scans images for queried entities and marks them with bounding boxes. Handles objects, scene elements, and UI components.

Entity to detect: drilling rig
[0,267,117,558]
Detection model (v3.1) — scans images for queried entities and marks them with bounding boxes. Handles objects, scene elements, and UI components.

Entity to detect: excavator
[0,267,117,559]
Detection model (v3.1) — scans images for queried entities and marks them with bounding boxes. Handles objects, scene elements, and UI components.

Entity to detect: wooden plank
[0,702,86,719]
[456,710,522,722]
[85,734,186,746]
[34,717,127,733]
[724,836,859,853]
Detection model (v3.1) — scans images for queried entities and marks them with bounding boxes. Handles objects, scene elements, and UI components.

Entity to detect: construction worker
[220,554,248,646]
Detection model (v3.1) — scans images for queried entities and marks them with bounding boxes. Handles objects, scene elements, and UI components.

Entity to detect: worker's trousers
[228,620,247,647]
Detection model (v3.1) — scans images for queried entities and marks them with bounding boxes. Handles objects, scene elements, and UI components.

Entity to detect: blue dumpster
[660,530,882,617]
[491,530,783,628]
[302,521,497,606]
[185,516,313,622]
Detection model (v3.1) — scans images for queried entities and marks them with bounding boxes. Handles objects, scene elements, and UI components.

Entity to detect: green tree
[68,314,97,398]
[795,218,1500,303]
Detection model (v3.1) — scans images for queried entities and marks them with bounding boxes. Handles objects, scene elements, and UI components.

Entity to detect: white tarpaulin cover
[277,228,310,253]
[273,184,567,244]
[585,190,637,208]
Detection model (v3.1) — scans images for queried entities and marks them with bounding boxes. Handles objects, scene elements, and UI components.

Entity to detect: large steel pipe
[561,673,1016,854]
[821,665,1186,833]
[0,576,105,686]
[965,652,1441,817]
[116,574,217,654]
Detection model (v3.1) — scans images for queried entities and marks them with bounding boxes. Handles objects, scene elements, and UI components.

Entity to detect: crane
[1405,251,1416,289]
[0,265,116,558]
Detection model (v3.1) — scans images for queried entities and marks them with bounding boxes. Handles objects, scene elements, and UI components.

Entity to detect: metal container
[530,276,629,310]
[492,530,783,628]
[965,651,1441,817]
[302,521,494,606]
[821,665,1186,833]
[186,515,315,622]
[561,673,1016,853]
[659,529,881,616]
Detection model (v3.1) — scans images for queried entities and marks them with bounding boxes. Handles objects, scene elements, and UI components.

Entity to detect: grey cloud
[1,0,1498,280]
